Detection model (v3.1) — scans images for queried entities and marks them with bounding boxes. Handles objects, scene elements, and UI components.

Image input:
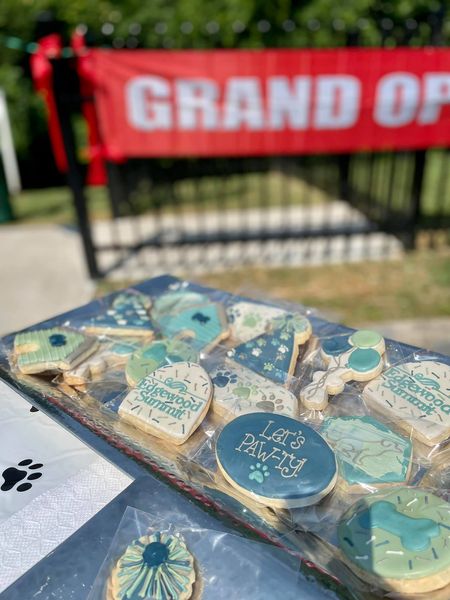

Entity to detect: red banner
[85,48,450,158]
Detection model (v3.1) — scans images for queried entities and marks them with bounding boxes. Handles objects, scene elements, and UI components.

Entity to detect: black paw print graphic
[30,406,39,413]
[1,459,43,492]
[212,370,238,388]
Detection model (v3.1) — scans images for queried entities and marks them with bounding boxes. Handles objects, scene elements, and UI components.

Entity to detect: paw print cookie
[216,412,337,508]
[301,330,385,411]
[226,301,287,344]
[210,361,298,419]
[228,313,312,385]
[338,487,450,594]
[108,532,196,600]
[14,327,98,374]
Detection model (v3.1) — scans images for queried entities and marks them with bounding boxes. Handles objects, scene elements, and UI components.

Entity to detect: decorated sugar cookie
[108,533,196,600]
[119,362,212,444]
[152,290,209,321]
[157,303,229,352]
[321,416,412,491]
[228,313,312,385]
[126,338,199,386]
[210,361,298,419]
[216,412,337,508]
[301,330,385,411]
[363,360,450,447]
[63,340,136,386]
[85,291,154,337]
[338,487,450,594]
[227,301,287,344]
[14,327,98,374]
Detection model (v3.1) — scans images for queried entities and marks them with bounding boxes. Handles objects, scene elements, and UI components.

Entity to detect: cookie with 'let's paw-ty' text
[14,327,98,374]
[119,362,212,444]
[363,360,450,447]
[301,330,385,411]
[338,487,450,594]
[216,412,337,508]
[107,533,196,600]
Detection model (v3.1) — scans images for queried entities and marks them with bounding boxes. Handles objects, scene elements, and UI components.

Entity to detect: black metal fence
[48,11,449,279]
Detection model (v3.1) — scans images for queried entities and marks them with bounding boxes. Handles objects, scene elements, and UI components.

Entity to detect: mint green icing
[115,532,194,600]
[14,328,92,371]
[126,339,198,384]
[347,348,381,372]
[321,416,411,485]
[338,488,450,580]
[350,330,383,348]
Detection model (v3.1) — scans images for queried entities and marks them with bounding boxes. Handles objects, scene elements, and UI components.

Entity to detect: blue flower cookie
[108,532,196,600]
[338,488,450,594]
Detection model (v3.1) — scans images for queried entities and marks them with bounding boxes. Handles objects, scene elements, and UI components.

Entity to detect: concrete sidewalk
[0,222,448,357]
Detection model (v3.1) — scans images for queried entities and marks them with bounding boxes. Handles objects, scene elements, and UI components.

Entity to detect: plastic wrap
[1,274,449,599]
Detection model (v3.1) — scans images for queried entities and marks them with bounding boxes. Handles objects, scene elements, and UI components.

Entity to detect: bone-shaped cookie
[300,330,385,411]
[359,500,441,552]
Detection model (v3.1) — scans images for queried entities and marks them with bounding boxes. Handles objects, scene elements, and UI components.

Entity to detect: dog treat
[157,303,229,352]
[63,341,135,386]
[228,313,312,385]
[119,362,212,444]
[226,301,287,343]
[338,487,450,594]
[126,338,199,386]
[85,291,154,337]
[14,327,98,374]
[108,532,195,600]
[301,330,385,411]
[216,412,337,508]
[321,416,412,490]
[210,361,298,419]
[363,360,450,447]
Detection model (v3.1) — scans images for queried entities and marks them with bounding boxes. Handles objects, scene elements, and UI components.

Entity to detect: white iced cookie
[63,341,136,386]
[119,362,212,444]
[301,330,385,411]
[210,361,298,419]
[226,301,287,344]
[363,360,450,447]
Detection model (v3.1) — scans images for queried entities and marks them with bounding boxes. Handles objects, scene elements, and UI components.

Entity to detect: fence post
[408,150,427,249]
[51,57,101,278]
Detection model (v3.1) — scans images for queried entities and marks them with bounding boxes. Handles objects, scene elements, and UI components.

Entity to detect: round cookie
[119,362,212,445]
[320,416,412,491]
[216,412,337,509]
[108,533,196,600]
[338,487,450,594]
[126,339,199,386]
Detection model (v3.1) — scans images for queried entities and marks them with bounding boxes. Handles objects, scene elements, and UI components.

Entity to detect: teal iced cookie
[338,488,450,594]
[126,338,199,386]
[320,416,412,490]
[110,532,196,600]
[85,291,154,337]
[14,327,98,374]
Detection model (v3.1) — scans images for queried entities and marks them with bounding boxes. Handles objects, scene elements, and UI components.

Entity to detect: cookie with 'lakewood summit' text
[363,360,450,447]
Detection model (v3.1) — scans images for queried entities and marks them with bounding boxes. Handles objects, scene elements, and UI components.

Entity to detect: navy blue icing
[216,413,336,503]
[48,333,67,347]
[321,335,352,356]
